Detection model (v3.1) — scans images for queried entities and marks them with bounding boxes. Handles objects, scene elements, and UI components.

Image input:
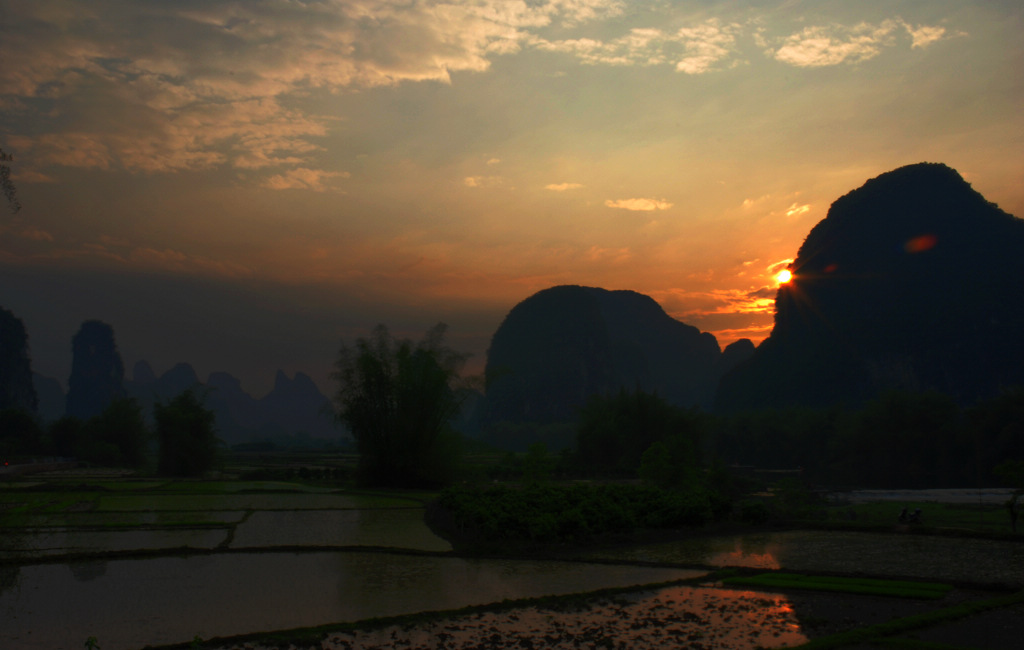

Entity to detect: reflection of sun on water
[334,585,810,649]
[711,548,782,569]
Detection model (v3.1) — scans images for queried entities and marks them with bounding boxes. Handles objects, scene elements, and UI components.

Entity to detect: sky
[1,0,1022,397]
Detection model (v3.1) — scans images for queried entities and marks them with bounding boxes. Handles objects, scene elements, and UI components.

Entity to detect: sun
[775,269,793,284]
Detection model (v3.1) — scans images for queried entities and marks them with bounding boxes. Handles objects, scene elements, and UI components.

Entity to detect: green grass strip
[722,572,953,599]
[789,589,1024,649]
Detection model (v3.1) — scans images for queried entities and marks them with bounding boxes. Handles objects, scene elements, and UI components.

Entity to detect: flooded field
[2,479,1022,649]
[0,553,702,649]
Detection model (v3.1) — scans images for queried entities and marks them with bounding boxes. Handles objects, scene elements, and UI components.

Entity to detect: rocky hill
[716,162,1024,411]
[484,285,751,424]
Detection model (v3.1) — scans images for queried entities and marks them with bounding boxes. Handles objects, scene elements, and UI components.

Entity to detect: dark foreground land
[3,464,1021,650]
[196,569,1023,650]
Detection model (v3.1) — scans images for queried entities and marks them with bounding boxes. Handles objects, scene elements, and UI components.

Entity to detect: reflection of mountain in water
[69,560,108,583]
[717,163,1024,412]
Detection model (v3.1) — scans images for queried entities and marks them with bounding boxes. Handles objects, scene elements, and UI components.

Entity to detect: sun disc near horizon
[775,269,793,284]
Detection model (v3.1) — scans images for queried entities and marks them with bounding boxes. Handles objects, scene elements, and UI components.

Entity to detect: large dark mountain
[716,162,1024,412]
[0,306,37,413]
[485,285,749,424]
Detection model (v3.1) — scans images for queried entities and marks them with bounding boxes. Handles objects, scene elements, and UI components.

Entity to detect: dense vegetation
[332,323,471,488]
[430,482,716,548]
[709,388,1024,489]
[1,388,219,477]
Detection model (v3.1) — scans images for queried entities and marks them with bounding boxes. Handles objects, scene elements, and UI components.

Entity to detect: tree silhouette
[155,388,218,477]
[333,323,468,487]
[0,148,20,214]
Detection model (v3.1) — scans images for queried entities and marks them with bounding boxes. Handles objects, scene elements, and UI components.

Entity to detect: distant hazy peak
[133,360,156,384]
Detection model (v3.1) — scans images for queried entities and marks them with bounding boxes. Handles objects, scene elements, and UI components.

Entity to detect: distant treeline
[480,387,1024,491]
[708,388,1024,489]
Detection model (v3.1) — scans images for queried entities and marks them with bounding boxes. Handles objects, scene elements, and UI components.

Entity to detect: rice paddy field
[1,465,1022,649]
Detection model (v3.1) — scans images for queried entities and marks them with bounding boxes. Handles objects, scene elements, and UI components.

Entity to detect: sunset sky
[1,0,1022,396]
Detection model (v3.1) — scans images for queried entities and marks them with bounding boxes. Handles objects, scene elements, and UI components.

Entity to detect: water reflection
[230,509,450,551]
[324,585,808,650]
[0,565,19,596]
[0,552,702,650]
[68,560,107,582]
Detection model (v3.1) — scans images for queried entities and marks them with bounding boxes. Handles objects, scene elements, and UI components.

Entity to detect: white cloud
[546,182,584,191]
[767,19,951,67]
[771,21,901,67]
[673,22,743,74]
[533,20,741,73]
[903,23,947,49]
[605,197,673,211]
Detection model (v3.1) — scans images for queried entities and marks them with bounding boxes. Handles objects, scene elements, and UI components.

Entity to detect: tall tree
[155,388,219,477]
[333,323,469,487]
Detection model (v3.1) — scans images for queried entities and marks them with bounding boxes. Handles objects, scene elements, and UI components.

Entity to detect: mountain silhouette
[31,373,63,423]
[0,306,37,413]
[716,162,1024,411]
[485,285,745,424]
[126,364,338,444]
[65,320,126,420]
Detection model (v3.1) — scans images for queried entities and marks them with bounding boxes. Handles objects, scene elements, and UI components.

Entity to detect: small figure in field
[898,507,922,524]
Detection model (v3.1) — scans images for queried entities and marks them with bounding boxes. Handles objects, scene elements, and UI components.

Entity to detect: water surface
[0,552,702,650]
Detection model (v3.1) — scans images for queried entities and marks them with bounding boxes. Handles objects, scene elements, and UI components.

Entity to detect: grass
[722,572,953,599]
[826,500,1013,535]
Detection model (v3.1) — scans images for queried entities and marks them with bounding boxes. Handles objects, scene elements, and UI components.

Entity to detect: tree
[0,408,43,459]
[0,148,20,214]
[155,388,219,477]
[83,398,149,468]
[575,389,703,476]
[333,323,469,487]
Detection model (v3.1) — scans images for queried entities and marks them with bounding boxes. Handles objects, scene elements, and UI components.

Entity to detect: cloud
[905,24,947,48]
[546,182,584,191]
[785,203,810,217]
[532,20,741,73]
[605,198,673,211]
[770,21,900,67]
[585,245,631,264]
[767,19,951,67]
[464,176,502,188]
[0,1,625,180]
[263,168,350,192]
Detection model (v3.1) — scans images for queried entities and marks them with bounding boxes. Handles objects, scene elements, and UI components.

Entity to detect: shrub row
[433,483,714,544]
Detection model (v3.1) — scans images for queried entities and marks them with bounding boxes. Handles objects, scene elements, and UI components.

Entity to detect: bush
[431,482,714,548]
